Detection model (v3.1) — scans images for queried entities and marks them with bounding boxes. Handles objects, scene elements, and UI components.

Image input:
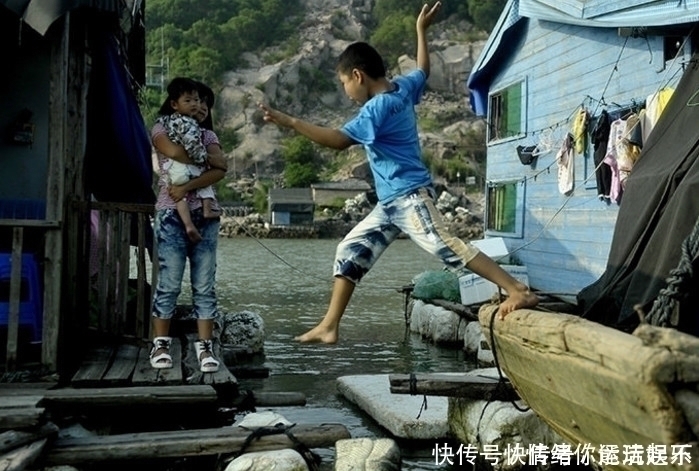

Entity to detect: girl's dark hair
[157,77,200,115]
[336,42,386,79]
[195,81,215,131]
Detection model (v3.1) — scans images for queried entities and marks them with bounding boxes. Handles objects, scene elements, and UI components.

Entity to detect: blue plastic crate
[0,253,42,343]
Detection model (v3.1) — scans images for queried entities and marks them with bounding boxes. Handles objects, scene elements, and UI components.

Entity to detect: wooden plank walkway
[45,423,351,466]
[0,383,341,468]
[70,339,237,388]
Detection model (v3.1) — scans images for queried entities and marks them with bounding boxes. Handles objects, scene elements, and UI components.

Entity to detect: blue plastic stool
[0,253,42,343]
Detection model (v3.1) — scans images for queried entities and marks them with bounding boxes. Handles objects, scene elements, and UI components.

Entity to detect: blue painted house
[467,0,699,303]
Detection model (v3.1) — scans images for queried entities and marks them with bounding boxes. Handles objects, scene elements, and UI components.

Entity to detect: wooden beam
[249,391,306,407]
[0,438,48,471]
[0,423,58,455]
[5,228,23,371]
[0,409,45,432]
[45,423,351,465]
[425,298,478,321]
[43,13,70,372]
[389,373,519,401]
[39,385,216,410]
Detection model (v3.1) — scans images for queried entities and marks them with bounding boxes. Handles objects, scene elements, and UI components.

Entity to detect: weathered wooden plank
[42,14,70,372]
[479,304,696,468]
[227,365,270,379]
[5,228,23,372]
[101,343,140,385]
[96,210,110,332]
[0,438,48,471]
[0,221,59,228]
[183,334,237,386]
[424,299,477,320]
[39,385,216,408]
[135,213,147,339]
[131,338,182,386]
[389,373,518,401]
[70,346,114,386]
[45,423,351,465]
[250,391,306,407]
[0,397,43,410]
[0,409,44,432]
[0,423,58,455]
[0,384,56,395]
[118,211,131,334]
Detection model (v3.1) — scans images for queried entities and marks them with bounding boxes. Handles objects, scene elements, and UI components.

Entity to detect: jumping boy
[260,1,538,343]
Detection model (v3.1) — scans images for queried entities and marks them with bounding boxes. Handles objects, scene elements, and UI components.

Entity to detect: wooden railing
[0,202,156,372]
[0,220,58,371]
[86,202,156,342]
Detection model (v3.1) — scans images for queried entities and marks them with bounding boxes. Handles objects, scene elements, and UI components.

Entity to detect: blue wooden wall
[485,19,687,302]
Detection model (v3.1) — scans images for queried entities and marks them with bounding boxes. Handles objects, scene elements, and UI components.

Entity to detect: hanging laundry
[604,119,625,204]
[556,133,575,195]
[642,88,674,137]
[572,107,590,154]
[592,110,612,200]
[619,114,642,177]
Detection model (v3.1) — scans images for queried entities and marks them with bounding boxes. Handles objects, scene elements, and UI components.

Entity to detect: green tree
[466,0,507,32]
[281,136,320,187]
[369,13,415,65]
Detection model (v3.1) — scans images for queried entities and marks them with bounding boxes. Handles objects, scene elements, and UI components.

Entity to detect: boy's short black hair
[158,77,199,115]
[336,42,386,80]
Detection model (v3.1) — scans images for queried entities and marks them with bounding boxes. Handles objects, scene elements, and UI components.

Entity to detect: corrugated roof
[268,188,314,203]
[520,0,699,27]
[0,0,124,35]
[311,179,372,191]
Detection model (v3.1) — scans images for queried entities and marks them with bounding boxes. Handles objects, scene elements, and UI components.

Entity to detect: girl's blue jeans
[152,208,219,320]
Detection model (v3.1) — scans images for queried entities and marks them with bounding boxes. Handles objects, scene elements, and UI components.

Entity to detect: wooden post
[43,14,71,371]
[118,211,131,334]
[136,213,147,339]
[5,228,24,371]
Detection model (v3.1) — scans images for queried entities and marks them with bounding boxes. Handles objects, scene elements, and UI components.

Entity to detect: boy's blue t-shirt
[341,69,432,204]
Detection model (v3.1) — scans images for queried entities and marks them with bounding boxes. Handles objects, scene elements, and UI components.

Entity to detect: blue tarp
[85,31,154,205]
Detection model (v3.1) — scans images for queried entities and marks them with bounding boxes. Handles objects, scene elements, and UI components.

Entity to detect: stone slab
[336,374,448,439]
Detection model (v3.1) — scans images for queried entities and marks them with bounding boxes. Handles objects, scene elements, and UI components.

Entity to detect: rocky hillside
[216,0,489,188]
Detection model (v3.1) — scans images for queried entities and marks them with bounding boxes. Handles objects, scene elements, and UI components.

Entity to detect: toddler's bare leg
[176,200,202,243]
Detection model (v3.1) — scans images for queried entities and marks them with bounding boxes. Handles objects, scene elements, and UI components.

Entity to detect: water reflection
[215,238,471,470]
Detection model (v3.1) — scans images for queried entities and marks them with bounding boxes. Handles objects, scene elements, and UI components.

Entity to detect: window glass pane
[505,86,522,137]
[489,82,523,141]
[487,182,517,233]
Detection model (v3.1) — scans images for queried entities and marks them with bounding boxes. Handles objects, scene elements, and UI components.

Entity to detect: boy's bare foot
[497,289,539,319]
[186,226,203,243]
[203,207,221,219]
[294,324,339,344]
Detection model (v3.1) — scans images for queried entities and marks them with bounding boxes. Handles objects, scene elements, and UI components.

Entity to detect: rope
[645,214,699,327]
[488,306,530,413]
[234,423,321,470]
[408,372,429,419]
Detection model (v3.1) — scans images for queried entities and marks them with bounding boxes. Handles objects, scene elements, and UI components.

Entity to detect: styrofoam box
[459,265,529,306]
[471,237,510,264]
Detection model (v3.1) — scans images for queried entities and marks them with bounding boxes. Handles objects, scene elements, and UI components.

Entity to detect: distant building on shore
[311,179,372,208]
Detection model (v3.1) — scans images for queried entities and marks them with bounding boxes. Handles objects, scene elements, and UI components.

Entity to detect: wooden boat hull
[479,305,699,471]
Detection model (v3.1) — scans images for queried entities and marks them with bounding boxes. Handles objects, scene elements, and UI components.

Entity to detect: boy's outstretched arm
[416,1,442,77]
[259,103,354,150]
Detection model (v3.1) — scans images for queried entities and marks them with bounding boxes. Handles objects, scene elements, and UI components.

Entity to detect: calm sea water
[212,237,472,470]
